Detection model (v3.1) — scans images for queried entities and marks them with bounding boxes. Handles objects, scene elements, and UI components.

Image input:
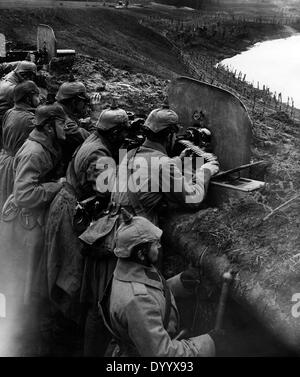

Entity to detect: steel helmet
[14,61,37,75]
[144,106,179,133]
[55,81,89,102]
[34,103,66,126]
[14,80,39,103]
[96,107,129,131]
[114,210,162,258]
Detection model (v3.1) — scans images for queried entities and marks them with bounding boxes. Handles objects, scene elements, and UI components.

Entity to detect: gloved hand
[180,267,201,291]
[200,152,220,176]
[201,161,219,176]
[208,329,228,356]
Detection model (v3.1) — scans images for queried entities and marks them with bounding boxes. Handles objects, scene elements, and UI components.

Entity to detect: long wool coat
[0,103,35,210]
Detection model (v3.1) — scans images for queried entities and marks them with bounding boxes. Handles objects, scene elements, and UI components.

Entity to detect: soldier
[0,104,67,356]
[111,105,219,226]
[0,81,40,210]
[100,212,218,357]
[0,61,37,146]
[39,106,130,356]
[78,105,220,355]
[55,81,92,171]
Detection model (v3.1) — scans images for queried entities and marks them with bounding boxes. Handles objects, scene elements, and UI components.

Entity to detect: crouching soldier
[0,81,40,210]
[0,104,67,356]
[100,211,217,357]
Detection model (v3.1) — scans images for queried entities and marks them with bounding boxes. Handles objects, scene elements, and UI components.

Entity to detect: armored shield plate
[167,77,252,171]
[0,33,6,58]
[37,24,57,60]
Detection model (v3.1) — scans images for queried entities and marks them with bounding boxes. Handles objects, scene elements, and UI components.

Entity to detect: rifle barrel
[213,161,265,180]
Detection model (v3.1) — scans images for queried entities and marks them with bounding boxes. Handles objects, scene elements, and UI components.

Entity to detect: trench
[161,210,299,357]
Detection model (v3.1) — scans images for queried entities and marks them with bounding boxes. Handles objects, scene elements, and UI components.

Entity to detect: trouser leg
[84,306,111,357]
[40,301,83,357]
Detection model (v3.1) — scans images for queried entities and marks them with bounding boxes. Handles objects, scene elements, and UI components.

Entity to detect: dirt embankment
[0,7,189,79]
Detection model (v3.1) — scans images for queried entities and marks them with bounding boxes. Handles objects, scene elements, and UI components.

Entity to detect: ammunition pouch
[2,197,19,222]
[19,209,38,230]
[2,196,38,230]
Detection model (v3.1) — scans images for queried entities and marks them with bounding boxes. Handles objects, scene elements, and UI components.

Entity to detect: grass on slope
[0,7,189,78]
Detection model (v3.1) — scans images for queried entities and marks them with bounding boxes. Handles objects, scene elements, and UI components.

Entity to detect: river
[220,34,300,108]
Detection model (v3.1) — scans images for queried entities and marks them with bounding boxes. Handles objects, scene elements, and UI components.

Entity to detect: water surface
[220,34,300,108]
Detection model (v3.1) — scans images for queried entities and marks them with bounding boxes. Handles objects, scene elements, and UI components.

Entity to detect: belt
[2,196,41,230]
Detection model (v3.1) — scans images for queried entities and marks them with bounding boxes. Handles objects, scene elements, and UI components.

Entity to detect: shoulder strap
[98,275,122,342]
[158,272,172,330]
[131,281,148,295]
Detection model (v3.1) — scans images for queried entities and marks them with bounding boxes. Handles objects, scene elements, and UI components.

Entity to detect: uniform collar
[96,131,113,156]
[142,139,168,155]
[28,128,61,158]
[114,259,163,290]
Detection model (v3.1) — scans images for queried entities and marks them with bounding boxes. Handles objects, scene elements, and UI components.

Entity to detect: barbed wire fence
[139,13,299,121]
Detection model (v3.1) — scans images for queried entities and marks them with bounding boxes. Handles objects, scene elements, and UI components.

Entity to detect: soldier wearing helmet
[38,105,130,356]
[111,105,219,226]
[0,81,40,209]
[67,105,130,199]
[0,104,67,356]
[55,81,94,170]
[55,81,90,120]
[77,104,219,356]
[0,61,37,139]
[99,211,217,357]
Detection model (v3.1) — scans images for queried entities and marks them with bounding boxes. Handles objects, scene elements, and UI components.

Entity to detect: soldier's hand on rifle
[202,153,220,177]
[179,148,194,159]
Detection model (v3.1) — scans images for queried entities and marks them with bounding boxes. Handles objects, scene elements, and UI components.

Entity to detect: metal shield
[37,24,57,61]
[167,76,252,171]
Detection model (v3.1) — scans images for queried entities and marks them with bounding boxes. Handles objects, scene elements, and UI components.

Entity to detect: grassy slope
[0,7,188,78]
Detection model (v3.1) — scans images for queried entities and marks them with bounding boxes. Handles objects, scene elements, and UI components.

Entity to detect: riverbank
[206,23,299,62]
